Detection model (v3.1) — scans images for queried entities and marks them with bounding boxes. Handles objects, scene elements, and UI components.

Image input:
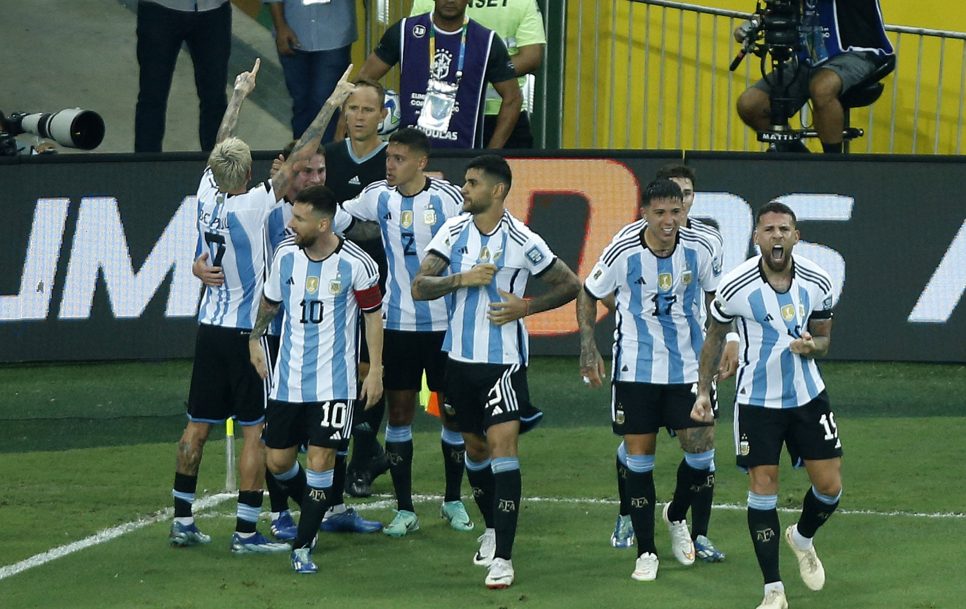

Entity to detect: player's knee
[265,451,294,475]
[813,480,842,499]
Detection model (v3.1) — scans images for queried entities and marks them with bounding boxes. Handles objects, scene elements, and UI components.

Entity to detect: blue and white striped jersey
[264,239,381,403]
[585,224,721,385]
[195,167,276,330]
[333,177,463,332]
[426,210,556,366]
[710,255,834,409]
[264,202,294,336]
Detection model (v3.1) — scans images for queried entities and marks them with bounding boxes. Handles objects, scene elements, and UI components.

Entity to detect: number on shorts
[819,412,839,441]
[321,401,348,429]
[486,382,504,416]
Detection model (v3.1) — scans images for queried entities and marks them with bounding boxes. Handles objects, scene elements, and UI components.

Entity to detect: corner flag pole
[225,418,237,492]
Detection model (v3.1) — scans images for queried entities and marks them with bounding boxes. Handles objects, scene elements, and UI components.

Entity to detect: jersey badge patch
[413,24,426,38]
[306,276,320,294]
[329,275,342,295]
[525,245,545,265]
[781,304,796,322]
[658,272,673,292]
[479,246,491,262]
[423,209,437,225]
[401,210,414,228]
[682,270,693,285]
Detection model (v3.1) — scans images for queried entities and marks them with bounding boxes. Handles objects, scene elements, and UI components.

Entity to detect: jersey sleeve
[517,0,548,47]
[374,20,403,66]
[340,188,379,222]
[263,249,285,304]
[351,253,382,312]
[698,243,721,293]
[426,218,456,261]
[522,231,556,277]
[809,269,836,321]
[709,290,736,324]
[485,33,518,84]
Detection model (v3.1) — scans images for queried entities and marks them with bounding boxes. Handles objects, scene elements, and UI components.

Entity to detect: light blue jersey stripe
[227,211,256,329]
[749,290,778,404]
[486,233,507,363]
[401,195,432,329]
[683,247,705,362]
[776,290,801,407]
[797,285,819,397]
[656,256,684,383]
[380,193,402,329]
[443,231,469,355]
[627,255,653,382]
[300,259,322,400]
[330,258,351,399]
[277,254,295,402]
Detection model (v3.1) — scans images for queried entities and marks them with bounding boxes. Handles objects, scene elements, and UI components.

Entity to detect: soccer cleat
[756,589,788,609]
[473,528,496,566]
[169,521,211,547]
[290,547,318,574]
[320,508,383,533]
[346,468,374,498]
[270,512,298,541]
[440,500,475,532]
[631,552,659,581]
[610,514,636,548]
[229,532,291,554]
[694,534,726,562]
[382,510,420,537]
[662,503,696,565]
[784,525,825,590]
[485,558,515,589]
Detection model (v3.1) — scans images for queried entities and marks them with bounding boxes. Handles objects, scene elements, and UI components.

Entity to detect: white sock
[790,525,813,550]
[764,581,785,595]
[174,516,194,526]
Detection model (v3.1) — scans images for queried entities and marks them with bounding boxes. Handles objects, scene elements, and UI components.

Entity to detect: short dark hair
[755,200,797,226]
[641,178,683,208]
[351,78,386,107]
[466,154,512,192]
[294,184,337,218]
[389,127,430,156]
[655,163,695,184]
[280,141,325,161]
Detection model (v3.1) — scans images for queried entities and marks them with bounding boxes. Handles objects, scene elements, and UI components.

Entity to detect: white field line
[0,492,234,582]
[2,492,963,582]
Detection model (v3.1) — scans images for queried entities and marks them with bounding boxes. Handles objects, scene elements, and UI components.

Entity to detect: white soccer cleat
[662,503,696,565]
[474,528,496,566]
[784,525,825,591]
[631,552,659,581]
[756,588,788,609]
[485,558,515,589]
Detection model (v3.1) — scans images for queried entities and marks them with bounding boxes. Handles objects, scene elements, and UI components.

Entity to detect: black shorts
[264,398,356,450]
[445,358,543,436]
[384,330,447,391]
[187,324,267,425]
[611,381,715,436]
[735,391,843,469]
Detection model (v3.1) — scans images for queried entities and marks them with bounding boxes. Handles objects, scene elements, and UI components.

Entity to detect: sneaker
[694,534,726,562]
[346,468,374,498]
[756,589,788,609]
[169,521,211,547]
[473,528,496,566]
[784,525,825,591]
[485,558,514,589]
[610,514,636,548]
[631,552,659,581]
[270,512,298,541]
[441,501,474,532]
[662,503,696,565]
[321,508,383,533]
[229,532,291,554]
[382,510,419,537]
[291,547,318,574]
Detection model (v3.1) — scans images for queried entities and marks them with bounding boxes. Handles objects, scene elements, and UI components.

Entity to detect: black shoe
[346,467,373,498]
[368,449,390,480]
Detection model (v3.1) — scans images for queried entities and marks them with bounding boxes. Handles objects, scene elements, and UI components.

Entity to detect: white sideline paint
[2,492,963,581]
[0,492,234,582]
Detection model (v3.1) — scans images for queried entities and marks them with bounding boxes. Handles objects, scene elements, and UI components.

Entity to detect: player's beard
[295,232,317,248]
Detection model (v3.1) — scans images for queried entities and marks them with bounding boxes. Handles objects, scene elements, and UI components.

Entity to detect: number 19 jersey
[263,239,381,403]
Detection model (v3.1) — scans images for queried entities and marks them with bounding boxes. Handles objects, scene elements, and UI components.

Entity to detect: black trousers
[135,1,231,152]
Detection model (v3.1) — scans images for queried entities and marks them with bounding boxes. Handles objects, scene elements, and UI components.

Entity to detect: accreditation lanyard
[428,15,469,87]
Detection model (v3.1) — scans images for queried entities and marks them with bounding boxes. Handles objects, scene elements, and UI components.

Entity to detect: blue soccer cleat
[291,547,318,574]
[229,531,290,554]
[169,521,211,547]
[320,507,383,533]
[694,534,726,562]
[271,511,298,541]
[610,514,636,548]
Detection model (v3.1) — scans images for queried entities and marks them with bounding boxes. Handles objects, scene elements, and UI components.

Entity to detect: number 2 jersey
[584,223,720,385]
[263,239,382,403]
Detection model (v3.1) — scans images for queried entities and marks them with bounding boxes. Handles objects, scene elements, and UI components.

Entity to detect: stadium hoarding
[0,151,963,363]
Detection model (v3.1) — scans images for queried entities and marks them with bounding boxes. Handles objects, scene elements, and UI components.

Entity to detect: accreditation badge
[418,78,459,133]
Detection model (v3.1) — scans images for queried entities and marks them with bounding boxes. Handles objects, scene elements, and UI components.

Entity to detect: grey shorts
[752,51,888,110]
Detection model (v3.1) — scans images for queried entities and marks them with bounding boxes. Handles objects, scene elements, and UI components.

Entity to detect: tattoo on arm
[250,297,281,340]
[411,253,460,301]
[215,90,246,145]
[576,288,599,352]
[273,102,340,198]
[527,260,581,315]
[346,220,381,242]
[697,318,730,394]
[806,318,832,357]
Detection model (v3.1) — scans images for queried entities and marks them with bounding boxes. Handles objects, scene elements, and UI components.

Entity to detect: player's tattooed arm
[412,253,465,301]
[790,318,832,358]
[250,296,280,341]
[345,220,381,242]
[576,287,606,388]
[692,317,729,423]
[216,59,260,145]
[528,259,581,315]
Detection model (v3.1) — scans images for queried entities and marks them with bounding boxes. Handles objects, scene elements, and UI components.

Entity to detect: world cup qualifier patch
[525,246,545,265]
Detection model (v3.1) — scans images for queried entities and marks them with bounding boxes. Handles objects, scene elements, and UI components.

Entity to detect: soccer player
[324,80,392,499]
[692,201,842,609]
[577,178,721,582]
[412,154,581,589]
[248,184,384,574]
[603,164,731,562]
[333,127,470,537]
[170,59,353,553]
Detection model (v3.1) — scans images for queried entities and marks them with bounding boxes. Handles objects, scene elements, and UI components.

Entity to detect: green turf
[1,358,964,608]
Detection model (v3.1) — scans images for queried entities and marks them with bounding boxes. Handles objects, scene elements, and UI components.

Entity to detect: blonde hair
[208,137,252,192]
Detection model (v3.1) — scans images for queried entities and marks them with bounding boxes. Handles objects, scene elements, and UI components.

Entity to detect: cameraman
[736,0,894,153]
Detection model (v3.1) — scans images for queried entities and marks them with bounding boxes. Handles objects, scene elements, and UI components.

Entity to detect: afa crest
[306,276,320,294]
[423,209,437,225]
[658,273,673,292]
[329,276,342,295]
[682,270,693,285]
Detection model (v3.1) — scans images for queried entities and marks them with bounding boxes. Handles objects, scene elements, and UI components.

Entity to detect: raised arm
[216,59,260,145]
[577,287,607,388]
